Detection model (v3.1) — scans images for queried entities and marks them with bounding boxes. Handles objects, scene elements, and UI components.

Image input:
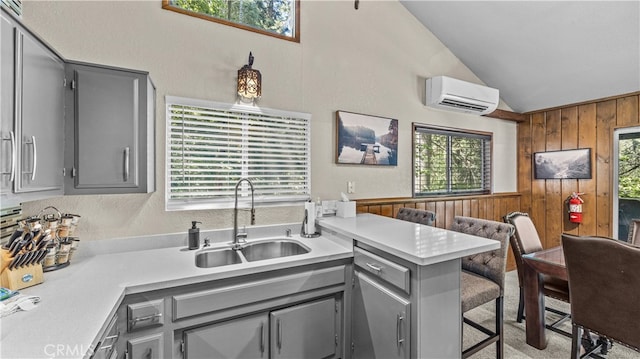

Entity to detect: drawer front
[354,247,410,293]
[127,332,163,359]
[127,298,164,332]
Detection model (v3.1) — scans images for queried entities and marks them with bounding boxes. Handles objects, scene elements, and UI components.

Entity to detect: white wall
[20,0,517,240]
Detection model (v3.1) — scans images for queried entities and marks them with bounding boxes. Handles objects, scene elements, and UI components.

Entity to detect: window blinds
[414,125,492,196]
[166,96,311,210]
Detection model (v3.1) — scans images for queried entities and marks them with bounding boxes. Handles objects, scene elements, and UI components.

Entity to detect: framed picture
[336,111,398,166]
[534,148,592,179]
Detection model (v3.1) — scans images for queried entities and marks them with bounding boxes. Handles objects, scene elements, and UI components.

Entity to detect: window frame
[165,96,311,211]
[412,123,493,197]
[162,0,300,43]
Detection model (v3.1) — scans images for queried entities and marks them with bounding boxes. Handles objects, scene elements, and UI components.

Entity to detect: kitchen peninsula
[318,214,499,359]
[1,215,497,359]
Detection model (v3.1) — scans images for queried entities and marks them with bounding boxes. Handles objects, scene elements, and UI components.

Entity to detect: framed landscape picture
[534,148,592,179]
[335,111,398,166]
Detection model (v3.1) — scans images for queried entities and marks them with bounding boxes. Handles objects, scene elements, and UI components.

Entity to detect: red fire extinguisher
[568,192,584,224]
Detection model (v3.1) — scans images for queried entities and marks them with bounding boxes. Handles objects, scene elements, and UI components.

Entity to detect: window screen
[166,96,310,210]
[413,124,492,196]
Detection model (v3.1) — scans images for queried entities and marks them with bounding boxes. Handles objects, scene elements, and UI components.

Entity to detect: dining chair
[627,218,640,245]
[450,216,514,359]
[396,207,436,226]
[562,233,640,358]
[503,211,571,336]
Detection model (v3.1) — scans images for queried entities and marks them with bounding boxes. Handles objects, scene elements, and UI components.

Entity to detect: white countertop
[0,231,353,359]
[318,213,500,265]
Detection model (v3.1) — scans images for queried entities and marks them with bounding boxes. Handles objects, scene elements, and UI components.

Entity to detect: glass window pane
[164,0,298,42]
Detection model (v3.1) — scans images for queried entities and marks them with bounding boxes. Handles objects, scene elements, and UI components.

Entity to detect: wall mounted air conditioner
[425,76,499,115]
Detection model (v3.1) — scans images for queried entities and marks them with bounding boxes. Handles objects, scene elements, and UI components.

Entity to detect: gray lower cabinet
[127,332,163,359]
[1,8,65,205]
[271,297,337,359]
[183,297,337,359]
[184,313,268,359]
[352,271,410,359]
[64,62,155,195]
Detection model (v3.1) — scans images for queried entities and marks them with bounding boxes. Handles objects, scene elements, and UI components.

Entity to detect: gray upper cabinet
[64,62,155,195]
[1,8,65,206]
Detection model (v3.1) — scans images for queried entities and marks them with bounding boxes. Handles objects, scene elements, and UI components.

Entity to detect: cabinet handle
[277,318,282,353]
[2,131,16,182]
[365,262,383,272]
[123,147,130,182]
[259,322,265,355]
[30,135,37,181]
[129,312,162,326]
[396,313,405,349]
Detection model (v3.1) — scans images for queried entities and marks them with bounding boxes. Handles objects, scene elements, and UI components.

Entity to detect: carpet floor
[461,270,638,359]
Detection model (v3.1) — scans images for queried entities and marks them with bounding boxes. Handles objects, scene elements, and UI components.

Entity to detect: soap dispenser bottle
[188,221,202,250]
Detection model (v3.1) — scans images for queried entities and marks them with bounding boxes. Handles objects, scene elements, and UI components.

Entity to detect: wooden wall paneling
[380,204,393,217]
[470,198,479,218]
[445,201,455,229]
[416,202,427,210]
[577,104,598,236]
[616,95,639,126]
[454,200,463,219]
[595,100,616,236]
[543,110,563,247]
[531,113,549,247]
[435,201,445,228]
[560,106,580,235]
[462,199,471,217]
[368,205,381,215]
[518,115,533,214]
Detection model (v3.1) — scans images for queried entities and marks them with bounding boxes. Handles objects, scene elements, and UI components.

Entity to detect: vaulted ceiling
[400,1,640,113]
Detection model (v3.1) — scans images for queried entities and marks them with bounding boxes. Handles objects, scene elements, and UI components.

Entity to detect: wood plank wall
[518,93,640,249]
[355,193,521,269]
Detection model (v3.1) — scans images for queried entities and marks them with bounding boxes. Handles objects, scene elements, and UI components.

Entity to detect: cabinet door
[126,332,163,359]
[270,297,337,359]
[184,313,268,359]
[15,27,64,193]
[1,13,15,196]
[352,271,410,359]
[71,66,142,190]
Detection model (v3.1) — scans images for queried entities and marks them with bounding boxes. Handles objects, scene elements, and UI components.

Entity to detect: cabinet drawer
[354,247,410,293]
[127,298,164,332]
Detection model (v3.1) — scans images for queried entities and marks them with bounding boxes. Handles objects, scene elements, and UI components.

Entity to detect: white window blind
[166,96,311,211]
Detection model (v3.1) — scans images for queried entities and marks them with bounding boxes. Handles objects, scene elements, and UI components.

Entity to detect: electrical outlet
[347,181,355,194]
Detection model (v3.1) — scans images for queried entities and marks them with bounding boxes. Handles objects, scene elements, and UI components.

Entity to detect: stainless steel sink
[240,239,310,262]
[195,249,243,268]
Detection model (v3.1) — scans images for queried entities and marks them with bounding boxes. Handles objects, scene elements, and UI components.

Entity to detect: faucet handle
[203,238,211,247]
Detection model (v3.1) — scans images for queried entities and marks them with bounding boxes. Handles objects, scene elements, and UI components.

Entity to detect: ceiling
[400,1,640,113]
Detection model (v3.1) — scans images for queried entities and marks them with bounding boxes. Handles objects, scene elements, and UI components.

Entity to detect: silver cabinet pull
[276,318,282,353]
[129,312,162,325]
[28,135,37,181]
[365,262,383,272]
[2,131,16,182]
[259,322,265,356]
[396,313,405,348]
[123,147,130,182]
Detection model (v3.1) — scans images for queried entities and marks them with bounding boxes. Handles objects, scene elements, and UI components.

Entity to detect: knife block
[0,264,44,291]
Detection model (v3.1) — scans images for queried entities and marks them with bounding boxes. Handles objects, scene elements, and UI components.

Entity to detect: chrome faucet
[232,178,255,250]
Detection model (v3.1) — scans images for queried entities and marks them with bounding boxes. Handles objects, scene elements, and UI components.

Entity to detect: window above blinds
[166,96,311,211]
[413,124,492,196]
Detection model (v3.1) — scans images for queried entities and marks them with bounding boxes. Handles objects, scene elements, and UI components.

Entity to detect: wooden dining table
[522,246,567,349]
